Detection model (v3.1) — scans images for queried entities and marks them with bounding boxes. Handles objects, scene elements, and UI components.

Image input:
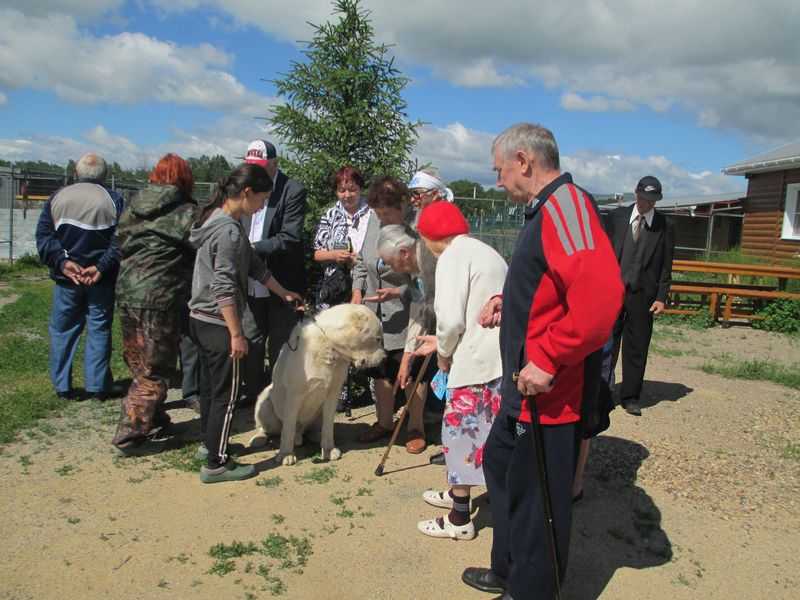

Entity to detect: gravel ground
[0,321,798,600]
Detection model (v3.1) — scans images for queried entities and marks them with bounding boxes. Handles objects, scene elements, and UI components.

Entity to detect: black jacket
[607,205,674,303]
[244,170,308,294]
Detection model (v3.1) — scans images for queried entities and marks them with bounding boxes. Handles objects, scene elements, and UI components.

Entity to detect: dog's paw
[322,447,342,461]
[281,453,297,466]
[248,432,268,448]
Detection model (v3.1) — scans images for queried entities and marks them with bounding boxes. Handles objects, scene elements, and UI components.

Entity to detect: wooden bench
[672,260,800,291]
[667,283,800,323]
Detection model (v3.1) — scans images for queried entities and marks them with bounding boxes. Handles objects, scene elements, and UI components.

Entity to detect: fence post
[705,211,715,260]
[9,166,15,262]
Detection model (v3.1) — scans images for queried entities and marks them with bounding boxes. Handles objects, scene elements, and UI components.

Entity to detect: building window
[782,183,800,241]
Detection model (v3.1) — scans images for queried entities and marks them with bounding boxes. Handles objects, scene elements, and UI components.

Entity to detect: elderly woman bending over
[375,221,439,454]
[409,202,507,540]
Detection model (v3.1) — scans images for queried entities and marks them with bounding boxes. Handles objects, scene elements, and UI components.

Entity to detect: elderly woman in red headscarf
[411,202,508,540]
[112,154,197,453]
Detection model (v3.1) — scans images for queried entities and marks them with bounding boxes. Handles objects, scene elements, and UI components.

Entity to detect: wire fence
[0,168,742,264]
[0,167,216,261]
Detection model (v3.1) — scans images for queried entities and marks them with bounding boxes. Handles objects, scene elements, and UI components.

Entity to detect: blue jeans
[48,280,115,394]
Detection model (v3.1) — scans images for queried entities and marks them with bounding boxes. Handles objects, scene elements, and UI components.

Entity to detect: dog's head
[314,304,386,368]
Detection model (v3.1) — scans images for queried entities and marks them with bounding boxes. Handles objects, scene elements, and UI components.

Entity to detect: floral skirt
[442,377,502,486]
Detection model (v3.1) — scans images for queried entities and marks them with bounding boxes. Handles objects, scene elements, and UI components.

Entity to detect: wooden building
[724,142,800,263]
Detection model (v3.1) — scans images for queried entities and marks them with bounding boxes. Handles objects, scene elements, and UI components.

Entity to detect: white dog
[249,303,385,465]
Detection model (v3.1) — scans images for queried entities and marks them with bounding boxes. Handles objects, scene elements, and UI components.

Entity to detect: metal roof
[597,191,743,210]
[723,140,800,175]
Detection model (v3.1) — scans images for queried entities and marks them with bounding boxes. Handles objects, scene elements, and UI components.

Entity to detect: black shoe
[462,567,506,594]
[56,390,76,400]
[492,594,514,600]
[623,399,642,416]
[429,451,446,466]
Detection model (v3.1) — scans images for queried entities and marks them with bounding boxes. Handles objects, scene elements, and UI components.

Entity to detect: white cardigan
[434,235,507,389]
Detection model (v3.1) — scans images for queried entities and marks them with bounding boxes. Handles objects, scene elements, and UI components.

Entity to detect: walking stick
[374,351,434,477]
[514,372,562,600]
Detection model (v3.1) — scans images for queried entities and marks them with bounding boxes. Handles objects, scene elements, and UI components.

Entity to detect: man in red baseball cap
[241,139,307,404]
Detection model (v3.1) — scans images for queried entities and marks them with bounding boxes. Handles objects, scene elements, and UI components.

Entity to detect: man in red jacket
[462,123,623,600]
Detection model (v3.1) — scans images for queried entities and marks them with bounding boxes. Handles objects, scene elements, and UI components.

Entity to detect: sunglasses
[410,188,433,198]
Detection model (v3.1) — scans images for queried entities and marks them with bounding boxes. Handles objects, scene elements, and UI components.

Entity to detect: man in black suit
[608,176,674,416]
[242,139,308,401]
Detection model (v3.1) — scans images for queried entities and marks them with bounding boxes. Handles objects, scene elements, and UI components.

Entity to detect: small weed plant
[203,533,312,596]
[701,360,800,390]
[295,465,337,485]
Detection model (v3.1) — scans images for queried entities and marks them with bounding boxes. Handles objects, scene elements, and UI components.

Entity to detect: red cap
[417,201,469,241]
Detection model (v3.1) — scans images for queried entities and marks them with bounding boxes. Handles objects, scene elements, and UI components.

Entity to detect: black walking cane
[514,372,562,600]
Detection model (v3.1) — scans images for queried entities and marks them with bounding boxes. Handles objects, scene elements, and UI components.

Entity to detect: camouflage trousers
[112,307,180,448]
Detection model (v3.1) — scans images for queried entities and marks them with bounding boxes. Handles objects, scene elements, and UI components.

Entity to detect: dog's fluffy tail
[248,383,273,448]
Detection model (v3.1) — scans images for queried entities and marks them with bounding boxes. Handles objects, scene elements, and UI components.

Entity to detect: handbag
[316,265,352,307]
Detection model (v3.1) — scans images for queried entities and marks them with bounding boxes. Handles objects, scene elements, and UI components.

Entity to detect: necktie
[632,214,642,242]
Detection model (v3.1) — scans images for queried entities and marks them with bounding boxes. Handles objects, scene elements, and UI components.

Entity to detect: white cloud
[146,0,800,142]
[560,92,634,113]
[0,8,274,115]
[413,122,745,197]
[0,116,274,171]
[0,119,746,199]
[445,59,524,88]
[0,92,7,106]
[85,125,140,155]
[0,0,124,19]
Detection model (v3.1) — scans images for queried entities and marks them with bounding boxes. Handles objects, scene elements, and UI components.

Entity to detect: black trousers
[190,318,241,469]
[484,413,576,600]
[611,288,654,402]
[179,305,200,402]
[245,296,270,401]
[244,295,300,400]
[265,295,299,369]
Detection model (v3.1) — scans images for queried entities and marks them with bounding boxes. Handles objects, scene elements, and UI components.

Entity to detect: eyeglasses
[410,188,432,198]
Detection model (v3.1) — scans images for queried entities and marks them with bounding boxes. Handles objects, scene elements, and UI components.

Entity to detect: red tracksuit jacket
[498,173,623,424]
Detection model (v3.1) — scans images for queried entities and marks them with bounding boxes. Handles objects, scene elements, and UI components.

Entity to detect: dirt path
[1,323,798,600]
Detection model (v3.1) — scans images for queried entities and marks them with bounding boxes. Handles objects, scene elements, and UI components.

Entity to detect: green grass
[783,443,800,461]
[0,267,127,445]
[701,360,800,390]
[256,476,283,489]
[657,312,716,330]
[203,533,312,595]
[294,465,337,485]
[152,443,205,473]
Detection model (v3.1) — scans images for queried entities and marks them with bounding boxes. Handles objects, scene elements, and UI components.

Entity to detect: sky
[1,0,799,197]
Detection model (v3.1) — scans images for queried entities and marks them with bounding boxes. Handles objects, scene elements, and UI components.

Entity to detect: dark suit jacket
[243,170,307,294]
[607,205,674,303]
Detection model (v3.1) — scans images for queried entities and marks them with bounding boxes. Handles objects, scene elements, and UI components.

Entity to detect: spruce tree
[269,0,421,229]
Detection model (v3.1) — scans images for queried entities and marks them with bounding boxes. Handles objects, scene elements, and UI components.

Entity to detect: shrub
[753,299,800,334]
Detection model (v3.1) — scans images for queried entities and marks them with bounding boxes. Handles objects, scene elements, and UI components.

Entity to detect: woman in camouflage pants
[112,154,196,452]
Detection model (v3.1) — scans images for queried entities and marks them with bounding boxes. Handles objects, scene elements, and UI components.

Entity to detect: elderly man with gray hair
[36,153,124,400]
[461,123,624,600]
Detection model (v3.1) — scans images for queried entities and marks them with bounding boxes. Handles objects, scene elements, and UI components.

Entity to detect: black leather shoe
[623,400,642,416]
[462,567,506,594]
[429,451,445,466]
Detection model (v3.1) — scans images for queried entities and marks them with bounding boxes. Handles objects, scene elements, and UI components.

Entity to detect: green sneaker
[194,443,209,461]
[200,461,256,484]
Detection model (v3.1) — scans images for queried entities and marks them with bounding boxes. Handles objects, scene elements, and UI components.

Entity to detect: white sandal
[422,489,457,509]
[417,515,476,540]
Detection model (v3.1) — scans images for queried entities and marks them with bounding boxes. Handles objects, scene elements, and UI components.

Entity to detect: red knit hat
[417,201,470,241]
